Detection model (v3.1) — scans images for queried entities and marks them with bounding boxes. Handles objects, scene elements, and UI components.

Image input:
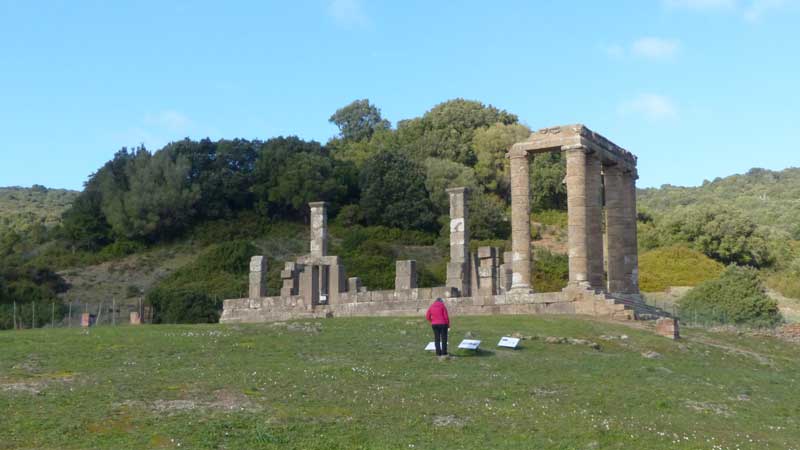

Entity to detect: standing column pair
[603,164,640,294]
[565,145,604,289]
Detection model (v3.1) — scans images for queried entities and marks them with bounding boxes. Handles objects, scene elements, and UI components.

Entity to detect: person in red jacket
[425,298,450,356]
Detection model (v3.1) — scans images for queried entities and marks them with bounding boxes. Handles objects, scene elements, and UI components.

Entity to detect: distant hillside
[0,186,78,231]
[638,167,800,237]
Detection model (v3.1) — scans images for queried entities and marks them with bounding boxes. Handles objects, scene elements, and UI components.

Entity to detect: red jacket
[426,300,450,326]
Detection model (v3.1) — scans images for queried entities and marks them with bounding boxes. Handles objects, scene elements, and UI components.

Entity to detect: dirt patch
[116,389,261,415]
[776,323,800,343]
[432,415,467,427]
[0,372,75,395]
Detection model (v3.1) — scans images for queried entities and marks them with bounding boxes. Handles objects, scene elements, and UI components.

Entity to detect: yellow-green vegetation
[0,186,78,231]
[2,316,799,449]
[639,245,724,292]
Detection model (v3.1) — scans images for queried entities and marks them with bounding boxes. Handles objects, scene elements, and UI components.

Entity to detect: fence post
[96,301,103,326]
[68,301,72,328]
[32,302,36,329]
[13,301,16,330]
[51,302,55,327]
[112,298,116,326]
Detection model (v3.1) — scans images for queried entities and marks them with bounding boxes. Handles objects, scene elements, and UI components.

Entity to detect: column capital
[446,186,469,195]
[508,147,530,159]
[309,201,327,208]
[562,144,591,153]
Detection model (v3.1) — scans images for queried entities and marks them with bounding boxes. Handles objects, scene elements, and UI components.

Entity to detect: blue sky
[1,0,798,190]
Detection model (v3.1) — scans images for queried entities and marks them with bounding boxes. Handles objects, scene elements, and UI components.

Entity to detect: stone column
[499,251,513,293]
[309,201,328,257]
[509,150,531,290]
[395,260,417,291]
[603,164,626,293]
[249,256,267,298]
[622,169,640,293]
[565,146,604,289]
[348,277,362,293]
[477,247,498,296]
[299,265,320,306]
[446,187,471,296]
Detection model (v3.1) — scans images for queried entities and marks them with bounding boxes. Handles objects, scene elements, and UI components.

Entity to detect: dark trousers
[432,324,448,355]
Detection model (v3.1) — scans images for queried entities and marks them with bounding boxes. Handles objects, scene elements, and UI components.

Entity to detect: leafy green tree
[397,99,518,165]
[108,149,201,241]
[473,123,530,197]
[660,208,772,267]
[166,138,258,219]
[267,152,357,219]
[422,158,480,216]
[359,149,436,230]
[329,99,390,142]
[252,136,329,218]
[468,192,510,240]
[61,188,112,251]
[530,151,567,211]
[329,128,398,168]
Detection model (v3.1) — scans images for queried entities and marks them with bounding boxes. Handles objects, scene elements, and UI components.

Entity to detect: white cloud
[144,110,192,133]
[619,94,679,121]
[601,38,680,61]
[327,0,369,28]
[631,37,680,60]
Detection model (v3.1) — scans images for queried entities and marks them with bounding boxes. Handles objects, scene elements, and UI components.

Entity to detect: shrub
[147,288,221,324]
[146,240,254,323]
[679,265,782,327]
[639,245,724,291]
[334,204,364,227]
[533,248,569,293]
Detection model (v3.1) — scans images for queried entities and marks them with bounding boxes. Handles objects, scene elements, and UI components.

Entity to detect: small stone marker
[130,311,141,325]
[425,342,436,351]
[458,339,481,350]
[655,317,680,340]
[497,337,520,348]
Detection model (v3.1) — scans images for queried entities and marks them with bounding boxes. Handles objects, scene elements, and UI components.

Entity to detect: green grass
[2,316,799,449]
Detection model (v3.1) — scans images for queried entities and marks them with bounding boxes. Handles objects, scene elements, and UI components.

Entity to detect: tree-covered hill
[0,186,78,232]
[638,167,800,238]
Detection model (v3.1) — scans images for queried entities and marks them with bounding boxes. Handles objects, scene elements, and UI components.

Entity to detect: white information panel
[497,337,521,348]
[425,342,437,351]
[458,339,481,350]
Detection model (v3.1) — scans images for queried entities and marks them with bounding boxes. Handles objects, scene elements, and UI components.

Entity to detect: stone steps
[604,296,673,321]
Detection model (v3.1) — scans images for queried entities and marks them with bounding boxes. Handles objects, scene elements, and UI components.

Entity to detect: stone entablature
[511,124,637,173]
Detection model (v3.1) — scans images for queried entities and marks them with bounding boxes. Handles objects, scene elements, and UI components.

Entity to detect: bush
[97,240,145,259]
[146,240,254,323]
[639,245,724,291]
[679,265,781,327]
[533,248,569,293]
[147,289,221,324]
[766,257,800,299]
[334,204,364,227]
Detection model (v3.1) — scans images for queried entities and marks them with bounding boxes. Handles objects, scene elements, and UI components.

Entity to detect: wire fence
[641,296,752,328]
[3,299,152,330]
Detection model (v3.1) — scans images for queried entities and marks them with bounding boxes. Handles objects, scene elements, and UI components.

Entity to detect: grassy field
[1,316,799,450]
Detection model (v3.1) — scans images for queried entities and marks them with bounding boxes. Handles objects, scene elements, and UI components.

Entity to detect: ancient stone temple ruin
[220,124,669,324]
